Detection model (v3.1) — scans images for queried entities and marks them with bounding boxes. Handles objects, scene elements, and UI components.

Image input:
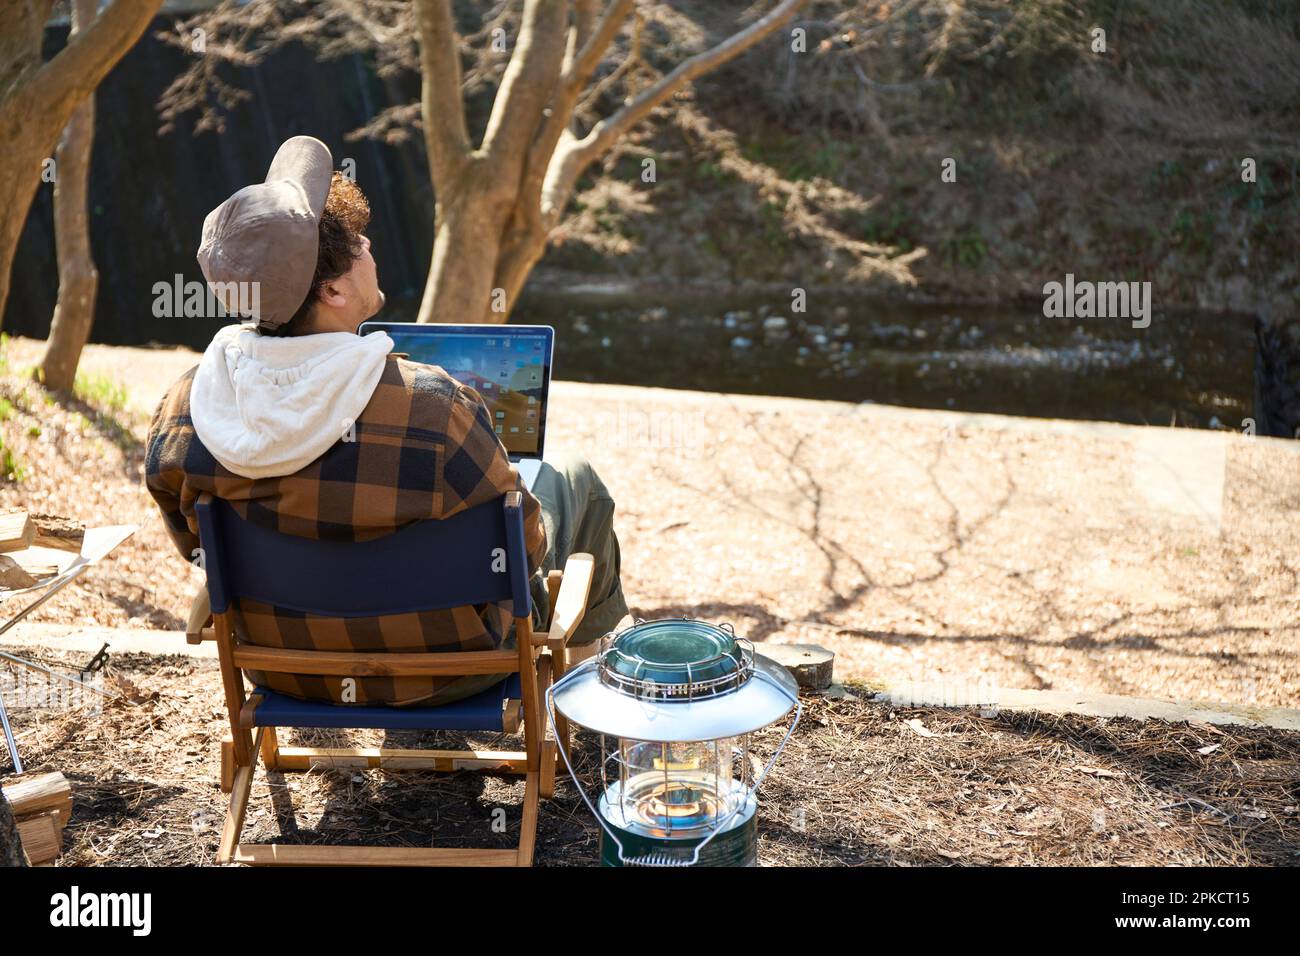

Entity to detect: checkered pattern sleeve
[144,371,203,563]
[443,381,547,573]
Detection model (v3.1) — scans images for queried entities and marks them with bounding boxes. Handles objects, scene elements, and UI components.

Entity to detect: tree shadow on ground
[47,389,144,461]
[638,397,1297,703]
[103,588,186,630]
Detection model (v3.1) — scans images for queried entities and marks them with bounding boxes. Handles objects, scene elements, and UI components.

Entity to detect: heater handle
[546,677,637,863]
[546,665,802,867]
[745,667,803,796]
[674,668,802,865]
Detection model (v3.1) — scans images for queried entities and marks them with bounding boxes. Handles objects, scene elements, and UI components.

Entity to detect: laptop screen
[358,323,553,458]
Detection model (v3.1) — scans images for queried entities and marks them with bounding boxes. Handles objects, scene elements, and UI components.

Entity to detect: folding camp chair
[192,490,593,866]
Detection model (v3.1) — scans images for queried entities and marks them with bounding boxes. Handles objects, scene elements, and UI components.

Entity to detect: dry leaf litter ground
[5,647,1298,866]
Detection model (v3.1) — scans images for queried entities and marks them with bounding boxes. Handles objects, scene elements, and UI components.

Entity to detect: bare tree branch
[415,0,471,189]
[0,0,57,97]
[140,0,910,325]
[573,0,599,52]
[480,0,568,183]
[543,0,807,220]
[568,0,637,94]
[29,0,164,118]
[346,101,423,145]
[459,0,515,93]
[575,7,643,120]
[0,0,162,329]
[514,0,636,232]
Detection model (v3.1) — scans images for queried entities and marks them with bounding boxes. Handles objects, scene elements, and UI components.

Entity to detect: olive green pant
[525,451,630,645]
[416,451,630,704]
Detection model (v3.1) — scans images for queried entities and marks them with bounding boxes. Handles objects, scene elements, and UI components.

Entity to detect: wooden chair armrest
[187,613,215,645]
[238,693,263,730]
[544,570,563,629]
[543,553,594,652]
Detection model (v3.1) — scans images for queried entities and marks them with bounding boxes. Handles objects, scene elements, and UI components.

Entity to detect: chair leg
[516,617,542,775]
[536,651,561,799]
[220,736,235,794]
[540,739,558,800]
[217,728,263,864]
[517,771,539,866]
[545,570,563,629]
[556,719,572,763]
[260,725,280,770]
[221,733,543,866]
[213,610,253,767]
[551,643,572,761]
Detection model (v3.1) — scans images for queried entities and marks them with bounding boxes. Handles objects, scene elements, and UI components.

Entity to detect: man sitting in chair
[145,136,629,706]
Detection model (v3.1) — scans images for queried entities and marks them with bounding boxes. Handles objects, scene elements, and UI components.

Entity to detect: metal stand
[0,680,21,774]
[0,524,136,775]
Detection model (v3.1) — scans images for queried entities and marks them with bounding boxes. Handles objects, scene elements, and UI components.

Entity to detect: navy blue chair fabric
[194,494,533,733]
[248,673,524,730]
[195,495,532,617]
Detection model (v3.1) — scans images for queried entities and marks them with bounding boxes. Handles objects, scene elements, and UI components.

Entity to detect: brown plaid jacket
[145,355,546,706]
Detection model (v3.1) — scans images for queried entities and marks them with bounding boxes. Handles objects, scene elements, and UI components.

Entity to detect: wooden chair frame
[193,491,594,867]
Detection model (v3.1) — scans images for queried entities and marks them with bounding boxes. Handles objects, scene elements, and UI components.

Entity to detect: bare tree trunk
[415,0,566,325]
[411,0,806,326]
[417,162,513,324]
[39,0,101,392]
[0,791,25,867]
[494,218,550,316]
[0,0,162,331]
[0,114,49,335]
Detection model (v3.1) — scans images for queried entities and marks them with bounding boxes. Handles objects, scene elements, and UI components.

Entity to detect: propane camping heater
[548,619,800,867]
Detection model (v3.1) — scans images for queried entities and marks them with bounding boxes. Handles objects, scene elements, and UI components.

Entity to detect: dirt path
[2,335,1297,708]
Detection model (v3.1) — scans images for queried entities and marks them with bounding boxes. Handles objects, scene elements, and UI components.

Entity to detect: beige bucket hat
[196,136,334,329]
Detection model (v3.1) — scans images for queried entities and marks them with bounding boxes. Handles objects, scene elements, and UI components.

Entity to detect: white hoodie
[190,324,393,479]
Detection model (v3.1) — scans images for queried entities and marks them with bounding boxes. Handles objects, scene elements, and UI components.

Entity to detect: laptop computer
[357,321,554,490]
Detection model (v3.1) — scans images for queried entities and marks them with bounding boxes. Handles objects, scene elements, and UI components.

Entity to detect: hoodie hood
[190,324,393,479]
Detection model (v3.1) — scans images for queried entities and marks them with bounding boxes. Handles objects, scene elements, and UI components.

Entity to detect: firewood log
[0,509,35,553]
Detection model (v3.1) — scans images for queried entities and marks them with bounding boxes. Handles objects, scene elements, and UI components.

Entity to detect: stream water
[504,287,1254,431]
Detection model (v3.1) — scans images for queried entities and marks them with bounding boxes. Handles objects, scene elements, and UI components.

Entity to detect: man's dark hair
[261,172,371,336]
